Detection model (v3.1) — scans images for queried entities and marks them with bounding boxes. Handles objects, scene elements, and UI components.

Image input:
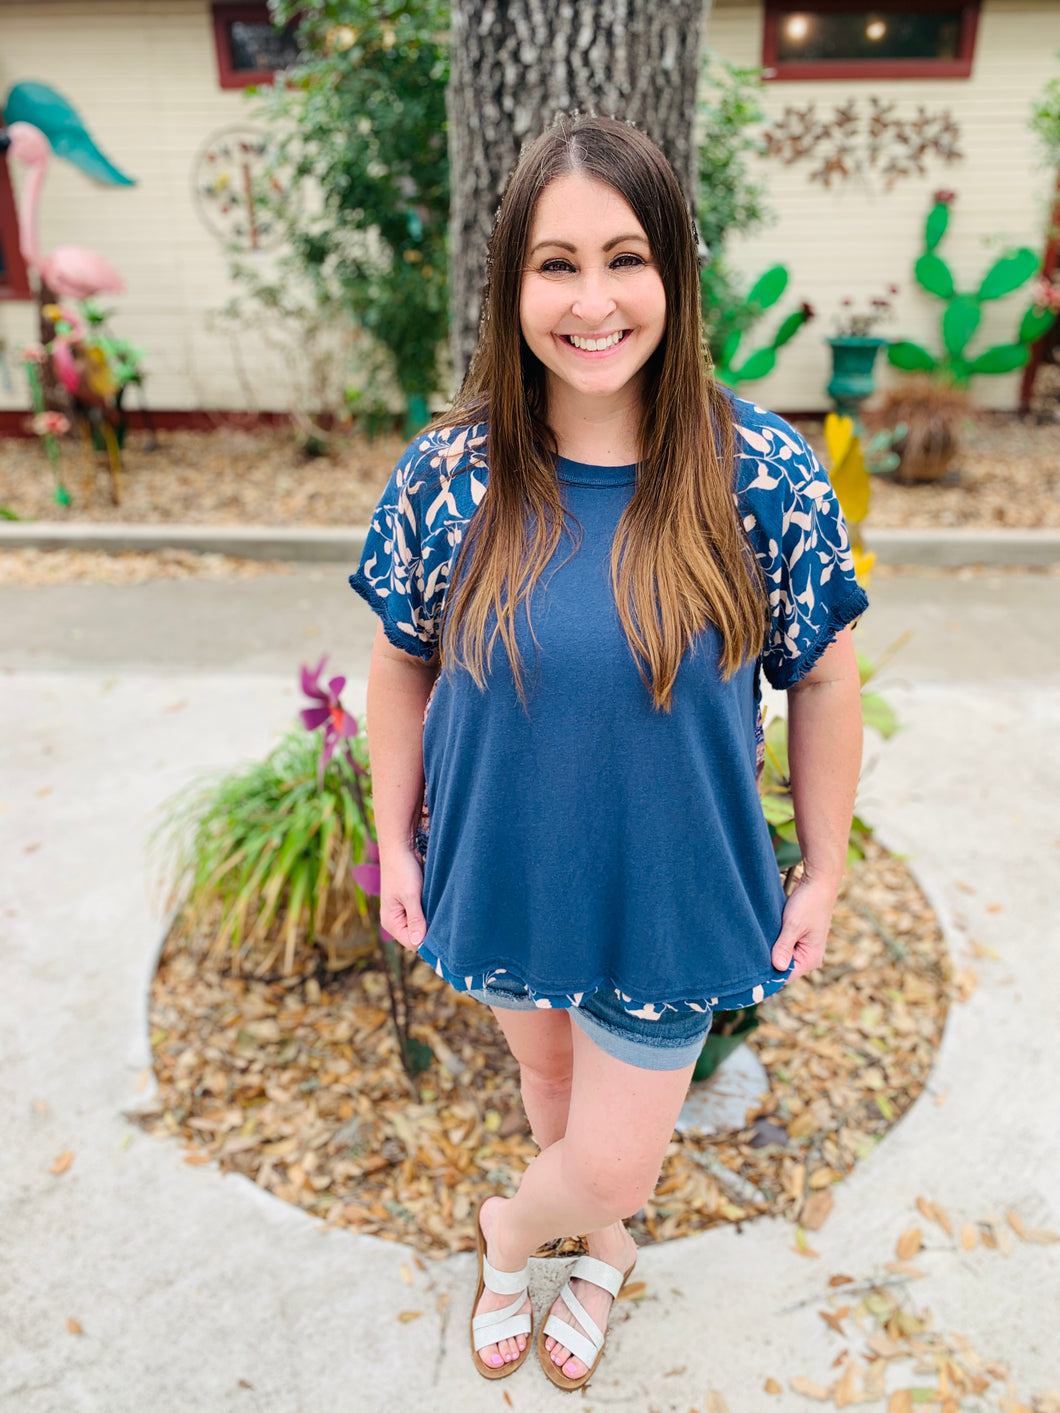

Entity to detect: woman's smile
[557,328,634,356]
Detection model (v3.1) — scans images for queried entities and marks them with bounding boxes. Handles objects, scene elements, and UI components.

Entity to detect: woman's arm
[769,625,863,981]
[365,621,440,951]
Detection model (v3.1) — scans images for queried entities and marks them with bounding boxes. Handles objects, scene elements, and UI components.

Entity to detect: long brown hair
[426,113,766,710]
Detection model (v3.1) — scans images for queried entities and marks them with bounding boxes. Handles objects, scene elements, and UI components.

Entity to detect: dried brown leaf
[1022,1227,1060,1244]
[896,1227,922,1260]
[828,1274,855,1287]
[790,1376,834,1400]
[49,1150,74,1175]
[1006,1209,1027,1239]
[616,1280,647,1302]
[397,1310,422,1323]
[959,1222,978,1251]
[66,1316,83,1335]
[802,1190,834,1231]
[764,1378,782,1395]
[932,1203,953,1236]
[887,1393,913,1413]
[399,1263,413,1285]
[706,1394,730,1413]
[833,1360,861,1407]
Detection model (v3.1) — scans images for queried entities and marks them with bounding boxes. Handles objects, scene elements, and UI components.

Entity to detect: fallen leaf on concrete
[765,1378,782,1394]
[664,1366,688,1377]
[887,1393,913,1413]
[49,1150,73,1175]
[616,1280,647,1302]
[705,1393,730,1413]
[399,1263,412,1285]
[802,1191,834,1231]
[820,1307,848,1334]
[1021,1227,1060,1244]
[828,1274,855,1287]
[66,1317,83,1335]
[896,1228,923,1260]
[503,1392,512,1408]
[790,1375,834,1399]
[397,1310,422,1323]
[986,903,1004,913]
[833,1359,862,1407]
[959,1223,978,1251]
[952,969,978,1003]
[1006,1210,1027,1239]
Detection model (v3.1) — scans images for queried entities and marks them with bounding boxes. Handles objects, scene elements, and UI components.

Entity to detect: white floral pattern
[350,394,868,1018]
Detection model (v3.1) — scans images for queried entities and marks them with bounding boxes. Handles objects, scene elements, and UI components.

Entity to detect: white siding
[703,0,1060,409]
[0,0,312,411]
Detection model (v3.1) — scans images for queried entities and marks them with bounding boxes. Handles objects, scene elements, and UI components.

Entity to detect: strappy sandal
[538,1252,637,1391]
[469,1196,534,1380]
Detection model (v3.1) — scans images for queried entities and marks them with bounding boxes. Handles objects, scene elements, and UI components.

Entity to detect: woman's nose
[571,269,617,323]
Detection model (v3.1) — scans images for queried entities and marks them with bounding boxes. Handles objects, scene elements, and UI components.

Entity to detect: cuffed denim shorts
[464,971,713,1073]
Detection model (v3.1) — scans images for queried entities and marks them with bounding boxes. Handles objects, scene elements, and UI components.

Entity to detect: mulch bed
[1,411,1057,533]
[133,838,961,1261]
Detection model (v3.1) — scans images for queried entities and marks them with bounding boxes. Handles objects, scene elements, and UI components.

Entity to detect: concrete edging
[1,520,1058,567]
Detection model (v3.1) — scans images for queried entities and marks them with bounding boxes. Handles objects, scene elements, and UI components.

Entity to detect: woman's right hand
[379,845,428,952]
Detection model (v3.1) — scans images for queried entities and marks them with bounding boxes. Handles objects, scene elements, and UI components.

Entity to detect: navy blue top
[349,395,869,1016]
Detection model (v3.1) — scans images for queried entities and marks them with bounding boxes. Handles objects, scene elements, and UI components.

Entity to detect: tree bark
[446,0,708,392]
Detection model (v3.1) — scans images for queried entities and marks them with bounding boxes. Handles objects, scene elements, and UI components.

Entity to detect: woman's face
[519,172,667,414]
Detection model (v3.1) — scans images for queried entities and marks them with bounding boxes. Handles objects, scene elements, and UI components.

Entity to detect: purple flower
[300,654,362,782]
[351,837,380,897]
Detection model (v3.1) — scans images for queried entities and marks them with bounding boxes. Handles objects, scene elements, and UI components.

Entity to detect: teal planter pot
[403,393,430,438]
[827,336,888,421]
[692,1005,760,1083]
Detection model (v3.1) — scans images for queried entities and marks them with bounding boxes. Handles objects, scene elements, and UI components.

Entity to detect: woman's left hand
[770,873,840,983]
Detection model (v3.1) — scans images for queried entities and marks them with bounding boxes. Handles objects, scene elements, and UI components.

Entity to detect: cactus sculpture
[888,193,1056,386]
[710,264,813,386]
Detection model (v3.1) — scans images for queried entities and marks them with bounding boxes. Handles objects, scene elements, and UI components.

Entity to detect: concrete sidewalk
[1,574,1059,1412]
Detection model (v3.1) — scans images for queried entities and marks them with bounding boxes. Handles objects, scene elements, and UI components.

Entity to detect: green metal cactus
[887,195,1055,386]
[710,264,813,387]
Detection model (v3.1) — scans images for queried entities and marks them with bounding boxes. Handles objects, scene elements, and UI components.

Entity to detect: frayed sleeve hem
[763,583,869,691]
[348,572,437,662]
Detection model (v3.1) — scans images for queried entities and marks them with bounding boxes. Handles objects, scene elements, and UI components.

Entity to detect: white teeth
[567,330,625,351]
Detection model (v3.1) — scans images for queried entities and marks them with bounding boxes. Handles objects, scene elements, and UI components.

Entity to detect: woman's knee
[559,1145,661,1218]
[492,1008,574,1091]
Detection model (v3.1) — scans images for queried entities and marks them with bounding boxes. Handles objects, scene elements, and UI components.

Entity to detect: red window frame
[762,0,980,81]
[0,154,31,300]
[211,2,298,90]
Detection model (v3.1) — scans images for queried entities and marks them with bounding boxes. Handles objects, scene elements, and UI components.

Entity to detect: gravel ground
[0,548,291,585]
[1,412,1057,531]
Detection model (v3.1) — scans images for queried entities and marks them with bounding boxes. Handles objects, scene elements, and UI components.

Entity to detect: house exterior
[1,0,1058,420]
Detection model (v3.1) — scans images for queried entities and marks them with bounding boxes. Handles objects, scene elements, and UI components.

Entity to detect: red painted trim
[0,408,409,437]
[1019,169,1060,412]
[211,2,295,90]
[762,0,979,82]
[0,153,32,301]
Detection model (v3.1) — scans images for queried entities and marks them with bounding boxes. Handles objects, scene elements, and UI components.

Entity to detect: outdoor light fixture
[784,13,810,41]
[866,19,887,40]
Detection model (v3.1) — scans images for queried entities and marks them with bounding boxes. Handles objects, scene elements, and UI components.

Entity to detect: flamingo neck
[16,154,46,271]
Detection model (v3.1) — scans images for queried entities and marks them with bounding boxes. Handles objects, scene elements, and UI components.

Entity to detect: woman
[350,114,867,1389]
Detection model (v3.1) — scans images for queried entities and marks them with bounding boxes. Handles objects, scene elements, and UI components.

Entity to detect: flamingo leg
[101,421,123,505]
[78,416,95,506]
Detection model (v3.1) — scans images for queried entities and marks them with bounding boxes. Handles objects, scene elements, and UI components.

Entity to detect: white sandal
[538,1252,636,1391]
[470,1197,533,1379]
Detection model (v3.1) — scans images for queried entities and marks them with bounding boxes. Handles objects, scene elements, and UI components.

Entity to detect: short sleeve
[736,409,869,691]
[348,427,486,660]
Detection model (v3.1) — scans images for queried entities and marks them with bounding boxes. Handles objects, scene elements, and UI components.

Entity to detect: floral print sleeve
[348,422,489,660]
[732,396,869,690]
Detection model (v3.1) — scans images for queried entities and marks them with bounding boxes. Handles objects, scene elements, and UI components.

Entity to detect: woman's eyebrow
[528,232,649,256]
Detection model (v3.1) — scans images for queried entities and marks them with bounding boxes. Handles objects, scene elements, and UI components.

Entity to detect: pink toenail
[565,1362,578,1376]
[491,1356,502,1366]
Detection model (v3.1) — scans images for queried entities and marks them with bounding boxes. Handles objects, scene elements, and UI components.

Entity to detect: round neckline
[554,454,638,487]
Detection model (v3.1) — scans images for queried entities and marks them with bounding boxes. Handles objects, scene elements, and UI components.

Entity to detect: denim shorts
[463,972,713,1072]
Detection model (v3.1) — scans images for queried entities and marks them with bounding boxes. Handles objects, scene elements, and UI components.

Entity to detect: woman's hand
[379,846,428,952]
[770,872,840,982]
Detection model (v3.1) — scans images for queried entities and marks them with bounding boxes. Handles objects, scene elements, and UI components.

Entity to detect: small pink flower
[800,302,815,319]
[19,343,47,364]
[30,411,70,437]
[932,189,956,206]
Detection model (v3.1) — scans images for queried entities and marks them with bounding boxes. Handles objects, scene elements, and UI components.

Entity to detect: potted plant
[826,287,898,420]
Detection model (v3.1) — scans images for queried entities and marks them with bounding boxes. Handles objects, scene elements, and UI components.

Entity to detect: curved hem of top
[413,941,795,1011]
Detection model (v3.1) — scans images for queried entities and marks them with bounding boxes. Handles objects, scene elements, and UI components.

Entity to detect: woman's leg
[472,1006,574,1371]
[489,1020,697,1378]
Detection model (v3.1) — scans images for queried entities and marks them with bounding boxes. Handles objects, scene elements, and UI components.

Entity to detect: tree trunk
[446,0,708,393]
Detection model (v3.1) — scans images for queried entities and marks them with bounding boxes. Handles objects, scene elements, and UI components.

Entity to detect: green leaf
[746,264,788,312]
[404,1037,434,1075]
[1020,304,1057,344]
[966,344,1029,375]
[773,838,803,870]
[924,201,949,252]
[861,692,899,738]
[977,248,1039,302]
[720,329,742,367]
[887,341,937,373]
[942,294,980,357]
[731,345,777,383]
[772,309,808,349]
[760,793,796,826]
[915,251,955,300]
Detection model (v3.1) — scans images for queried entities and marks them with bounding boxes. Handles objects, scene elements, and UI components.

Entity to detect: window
[0,154,31,301]
[212,3,300,90]
[763,1,980,81]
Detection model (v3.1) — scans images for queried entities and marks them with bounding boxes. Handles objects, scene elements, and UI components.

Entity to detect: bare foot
[544,1221,638,1380]
[473,1195,533,1372]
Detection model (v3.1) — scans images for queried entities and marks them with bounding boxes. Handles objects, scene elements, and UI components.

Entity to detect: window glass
[776,10,962,63]
[228,20,300,72]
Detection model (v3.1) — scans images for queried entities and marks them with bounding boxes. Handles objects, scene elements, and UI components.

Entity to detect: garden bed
[133,837,956,1261]
[1,412,1057,531]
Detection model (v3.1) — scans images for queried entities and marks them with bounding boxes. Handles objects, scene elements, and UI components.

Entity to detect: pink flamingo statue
[3,121,125,300]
